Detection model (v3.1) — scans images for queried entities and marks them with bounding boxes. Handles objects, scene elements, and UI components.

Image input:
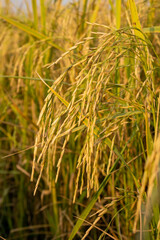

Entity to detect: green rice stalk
[40,0,46,34]
[32,0,38,30]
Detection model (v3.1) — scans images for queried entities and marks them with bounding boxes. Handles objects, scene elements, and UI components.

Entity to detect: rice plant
[0,0,160,239]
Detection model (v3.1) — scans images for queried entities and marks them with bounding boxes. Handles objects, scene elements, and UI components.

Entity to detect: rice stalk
[133,133,160,238]
[1,1,160,239]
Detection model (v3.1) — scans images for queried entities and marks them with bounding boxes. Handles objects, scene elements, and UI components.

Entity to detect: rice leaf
[40,0,46,34]
[80,0,88,33]
[89,0,101,25]
[128,0,144,40]
[143,26,160,33]
[37,73,68,107]
[116,0,121,29]
[144,110,153,156]
[0,15,64,51]
[32,0,38,29]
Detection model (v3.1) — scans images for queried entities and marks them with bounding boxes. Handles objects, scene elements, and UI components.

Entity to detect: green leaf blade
[0,15,64,51]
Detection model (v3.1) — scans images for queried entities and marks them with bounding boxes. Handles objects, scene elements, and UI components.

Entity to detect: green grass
[0,0,160,239]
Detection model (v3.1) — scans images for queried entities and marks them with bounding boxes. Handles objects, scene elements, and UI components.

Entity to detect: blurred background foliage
[0,0,160,239]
